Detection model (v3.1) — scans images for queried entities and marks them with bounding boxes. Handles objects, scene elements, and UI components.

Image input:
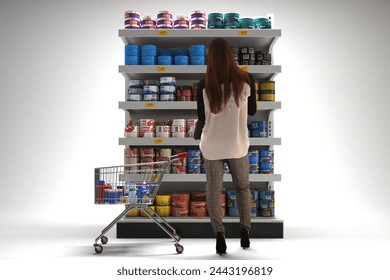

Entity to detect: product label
[239,30,249,36]
[154,138,165,144]
[156,66,167,72]
[144,102,155,108]
[158,30,169,36]
[240,66,249,72]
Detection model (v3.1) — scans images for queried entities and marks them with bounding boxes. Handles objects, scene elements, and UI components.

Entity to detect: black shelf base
[117,221,283,238]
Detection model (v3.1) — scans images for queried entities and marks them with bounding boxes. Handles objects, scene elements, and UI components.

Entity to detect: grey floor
[0,220,389,280]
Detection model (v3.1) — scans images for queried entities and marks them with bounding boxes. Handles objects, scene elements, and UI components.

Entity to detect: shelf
[119,29,281,50]
[119,65,281,80]
[120,216,283,223]
[161,174,281,182]
[119,101,281,111]
[119,137,281,146]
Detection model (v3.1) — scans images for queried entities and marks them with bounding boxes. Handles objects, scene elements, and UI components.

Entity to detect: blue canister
[251,190,259,201]
[143,85,159,94]
[158,48,174,56]
[160,77,176,86]
[143,94,159,101]
[160,85,175,94]
[174,55,189,65]
[248,150,259,156]
[226,190,236,200]
[260,162,274,172]
[191,45,206,56]
[125,44,140,56]
[141,56,156,65]
[227,199,238,209]
[228,207,239,217]
[251,131,268,138]
[250,121,268,131]
[248,155,259,164]
[190,55,205,65]
[141,45,157,56]
[125,56,140,65]
[187,149,202,157]
[157,55,173,65]
[128,79,144,88]
[260,191,274,201]
[175,48,190,56]
[259,149,274,158]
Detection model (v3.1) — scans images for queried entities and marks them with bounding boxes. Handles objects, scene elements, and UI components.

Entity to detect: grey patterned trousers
[204,155,251,235]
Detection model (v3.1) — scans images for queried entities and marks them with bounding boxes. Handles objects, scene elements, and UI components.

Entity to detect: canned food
[140,148,155,158]
[191,191,206,201]
[126,94,142,101]
[160,76,176,86]
[190,24,206,29]
[143,94,159,101]
[260,81,275,91]
[124,24,140,29]
[157,10,173,20]
[124,10,141,19]
[156,148,172,157]
[156,206,171,217]
[174,55,189,65]
[190,207,207,217]
[140,24,156,29]
[125,121,138,138]
[125,208,139,217]
[191,45,206,56]
[174,24,189,29]
[156,125,171,138]
[171,193,190,203]
[160,93,175,101]
[160,85,176,94]
[191,11,207,19]
[139,119,155,126]
[140,206,155,217]
[143,85,159,94]
[156,194,171,206]
[127,88,143,95]
[157,24,173,29]
[171,208,189,217]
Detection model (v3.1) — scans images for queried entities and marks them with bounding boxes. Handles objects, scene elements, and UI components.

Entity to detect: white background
[0,0,389,279]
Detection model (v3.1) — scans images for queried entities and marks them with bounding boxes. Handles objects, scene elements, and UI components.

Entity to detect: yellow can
[155,194,171,206]
[260,94,275,101]
[156,206,171,217]
[125,208,139,217]
[260,81,275,91]
[140,206,155,217]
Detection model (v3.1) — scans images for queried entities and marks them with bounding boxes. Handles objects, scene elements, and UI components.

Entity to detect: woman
[195,38,257,255]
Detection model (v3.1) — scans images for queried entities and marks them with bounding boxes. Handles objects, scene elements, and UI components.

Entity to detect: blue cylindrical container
[125,56,140,65]
[228,207,239,217]
[248,155,259,164]
[125,44,140,56]
[157,55,173,65]
[191,45,206,56]
[190,55,205,65]
[226,190,236,200]
[141,44,157,56]
[174,55,189,65]
[141,55,156,65]
[175,48,190,56]
[187,149,202,157]
[260,191,274,201]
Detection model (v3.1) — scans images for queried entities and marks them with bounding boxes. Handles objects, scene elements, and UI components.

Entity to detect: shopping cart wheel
[101,236,108,244]
[175,244,184,254]
[94,245,103,254]
[173,233,181,241]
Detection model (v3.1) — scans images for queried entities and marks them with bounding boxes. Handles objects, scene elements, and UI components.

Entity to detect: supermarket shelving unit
[116,29,283,238]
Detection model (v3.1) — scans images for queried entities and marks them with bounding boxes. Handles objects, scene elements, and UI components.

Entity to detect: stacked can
[192,82,198,101]
[157,10,173,29]
[124,10,141,29]
[158,48,174,65]
[174,48,189,65]
[254,17,272,29]
[141,44,157,65]
[208,13,224,29]
[177,85,192,101]
[127,79,143,100]
[259,150,274,174]
[186,119,197,138]
[156,148,171,174]
[190,45,206,65]
[124,147,139,173]
[140,16,156,29]
[139,119,156,138]
[171,193,190,217]
[224,13,240,29]
[259,80,275,101]
[174,15,190,29]
[172,149,187,174]
[231,47,240,64]
[240,47,256,65]
[125,44,140,65]
[97,180,112,204]
[226,190,238,217]
[124,120,139,138]
[190,11,207,29]
[156,121,171,138]
[140,206,155,217]
[171,119,186,138]
[250,191,259,216]
[187,150,202,174]
[255,50,272,65]
[249,121,268,137]
[248,150,260,174]
[190,192,207,217]
[259,190,275,217]
[254,81,260,101]
[139,148,155,173]
[239,18,255,29]
[104,189,123,204]
[155,194,171,217]
[143,80,159,101]
[160,76,176,101]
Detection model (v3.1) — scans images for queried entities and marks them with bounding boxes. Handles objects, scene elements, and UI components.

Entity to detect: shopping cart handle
[175,152,188,159]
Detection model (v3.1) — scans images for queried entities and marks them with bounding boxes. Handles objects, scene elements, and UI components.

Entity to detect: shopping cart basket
[93,152,187,254]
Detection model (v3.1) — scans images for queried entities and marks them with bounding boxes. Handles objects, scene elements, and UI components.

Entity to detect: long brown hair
[205,38,249,114]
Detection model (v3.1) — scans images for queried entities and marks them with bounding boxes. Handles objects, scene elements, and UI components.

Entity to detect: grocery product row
[123,10,272,30]
[124,148,274,174]
[121,190,275,218]
[125,119,273,139]
[232,47,272,66]
[125,77,275,102]
[125,44,206,65]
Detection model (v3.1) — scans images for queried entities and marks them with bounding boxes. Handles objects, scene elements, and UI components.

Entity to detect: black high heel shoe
[216,232,227,255]
[240,228,250,249]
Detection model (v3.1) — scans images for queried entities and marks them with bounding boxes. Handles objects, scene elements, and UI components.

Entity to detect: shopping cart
[93,152,188,254]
